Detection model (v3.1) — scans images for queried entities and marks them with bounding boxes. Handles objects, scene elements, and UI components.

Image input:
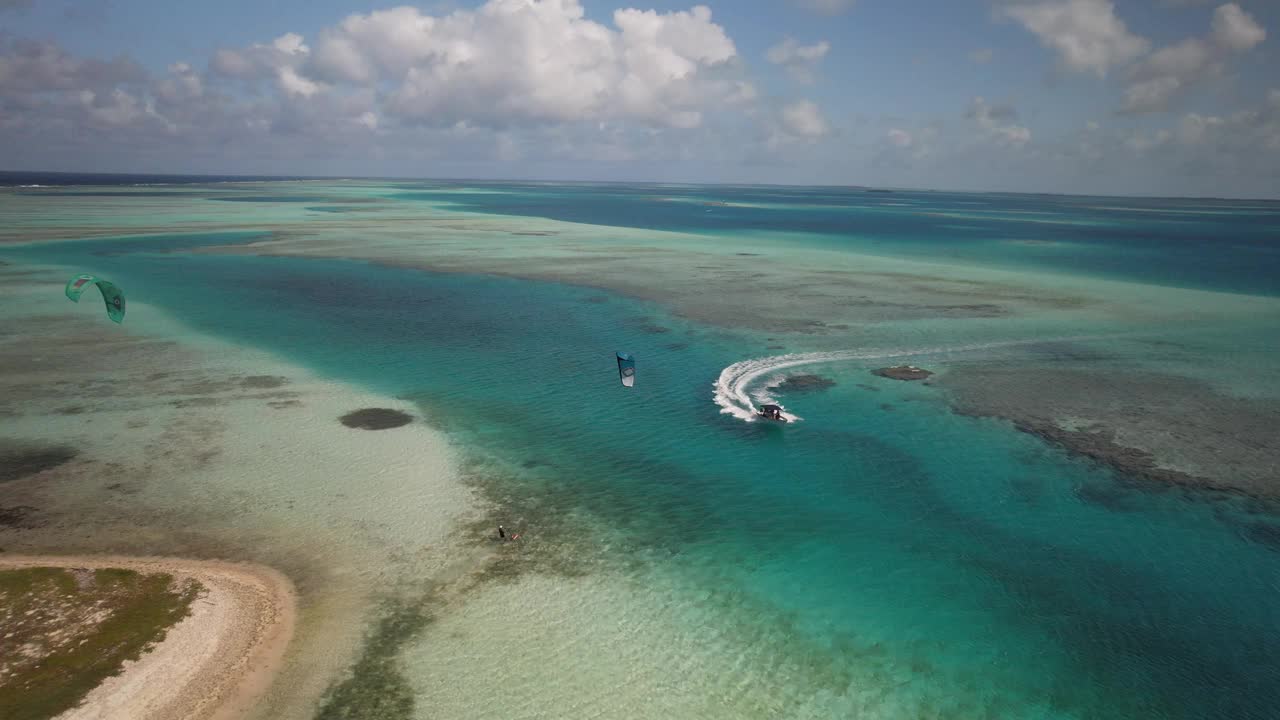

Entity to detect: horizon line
[1,168,1276,204]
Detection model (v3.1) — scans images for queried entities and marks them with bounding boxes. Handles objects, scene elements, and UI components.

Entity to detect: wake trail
[712,334,1113,423]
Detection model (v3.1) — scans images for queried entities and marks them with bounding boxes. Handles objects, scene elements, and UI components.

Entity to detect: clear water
[3,180,1279,719]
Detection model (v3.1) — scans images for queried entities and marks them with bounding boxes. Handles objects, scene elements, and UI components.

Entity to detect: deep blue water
[0,170,314,186]
[391,182,1280,297]
[7,172,1278,295]
[7,219,1280,718]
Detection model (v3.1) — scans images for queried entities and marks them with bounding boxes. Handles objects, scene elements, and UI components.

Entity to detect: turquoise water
[4,182,1280,719]
[389,183,1280,297]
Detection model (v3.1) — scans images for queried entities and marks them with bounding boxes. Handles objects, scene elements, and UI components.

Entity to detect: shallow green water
[4,180,1279,719]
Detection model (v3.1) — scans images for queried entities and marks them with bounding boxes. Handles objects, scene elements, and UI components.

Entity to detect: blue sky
[1,0,1277,197]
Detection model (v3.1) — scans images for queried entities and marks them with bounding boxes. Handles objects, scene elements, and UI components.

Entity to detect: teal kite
[65,274,126,323]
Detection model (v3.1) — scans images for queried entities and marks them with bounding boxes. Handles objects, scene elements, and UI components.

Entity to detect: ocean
[2,176,1278,719]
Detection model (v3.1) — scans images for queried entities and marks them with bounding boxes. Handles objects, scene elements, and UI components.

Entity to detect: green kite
[65,273,126,324]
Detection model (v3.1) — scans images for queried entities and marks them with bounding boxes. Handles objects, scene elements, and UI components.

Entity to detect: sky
[0,0,1276,197]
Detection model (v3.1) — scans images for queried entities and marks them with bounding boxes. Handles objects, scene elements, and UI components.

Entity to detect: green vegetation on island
[0,566,201,720]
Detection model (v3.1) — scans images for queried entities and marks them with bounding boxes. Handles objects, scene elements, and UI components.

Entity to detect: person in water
[498,525,506,540]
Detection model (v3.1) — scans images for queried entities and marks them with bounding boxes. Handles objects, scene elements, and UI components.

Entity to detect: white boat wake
[712,335,1110,423]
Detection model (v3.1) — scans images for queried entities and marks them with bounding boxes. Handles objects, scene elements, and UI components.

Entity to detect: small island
[872,365,934,381]
[0,566,199,720]
[0,556,294,720]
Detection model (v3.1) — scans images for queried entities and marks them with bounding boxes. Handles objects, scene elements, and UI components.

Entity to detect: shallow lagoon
[2,180,1279,719]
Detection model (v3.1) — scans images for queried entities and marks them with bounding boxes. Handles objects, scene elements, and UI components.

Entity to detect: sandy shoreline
[0,268,478,718]
[0,555,295,720]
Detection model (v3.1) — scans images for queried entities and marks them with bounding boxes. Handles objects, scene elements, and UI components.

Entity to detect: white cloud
[278,67,320,98]
[1211,2,1266,52]
[80,88,145,126]
[767,37,830,84]
[272,33,310,57]
[793,0,856,15]
[3,2,1273,195]
[967,96,1031,147]
[1123,75,1187,113]
[0,3,767,179]
[780,99,830,139]
[1121,3,1266,113]
[155,62,202,101]
[1120,89,1280,181]
[306,7,425,85]
[212,32,326,98]
[302,1,742,129]
[1002,0,1149,77]
[1142,37,1213,78]
[0,1,756,176]
[0,37,145,94]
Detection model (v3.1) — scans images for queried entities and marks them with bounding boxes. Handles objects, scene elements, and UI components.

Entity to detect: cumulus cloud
[300,1,742,129]
[780,100,830,139]
[0,37,145,94]
[1211,2,1266,51]
[4,0,1272,195]
[212,31,326,99]
[154,62,203,103]
[766,37,830,83]
[1086,88,1279,191]
[1121,3,1266,113]
[0,2,767,176]
[967,96,1031,147]
[79,88,148,127]
[793,0,856,15]
[1175,91,1280,151]
[1001,0,1149,77]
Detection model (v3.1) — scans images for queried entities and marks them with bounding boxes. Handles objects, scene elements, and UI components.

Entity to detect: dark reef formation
[339,408,414,430]
[872,366,933,381]
[0,444,78,484]
[940,365,1280,500]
